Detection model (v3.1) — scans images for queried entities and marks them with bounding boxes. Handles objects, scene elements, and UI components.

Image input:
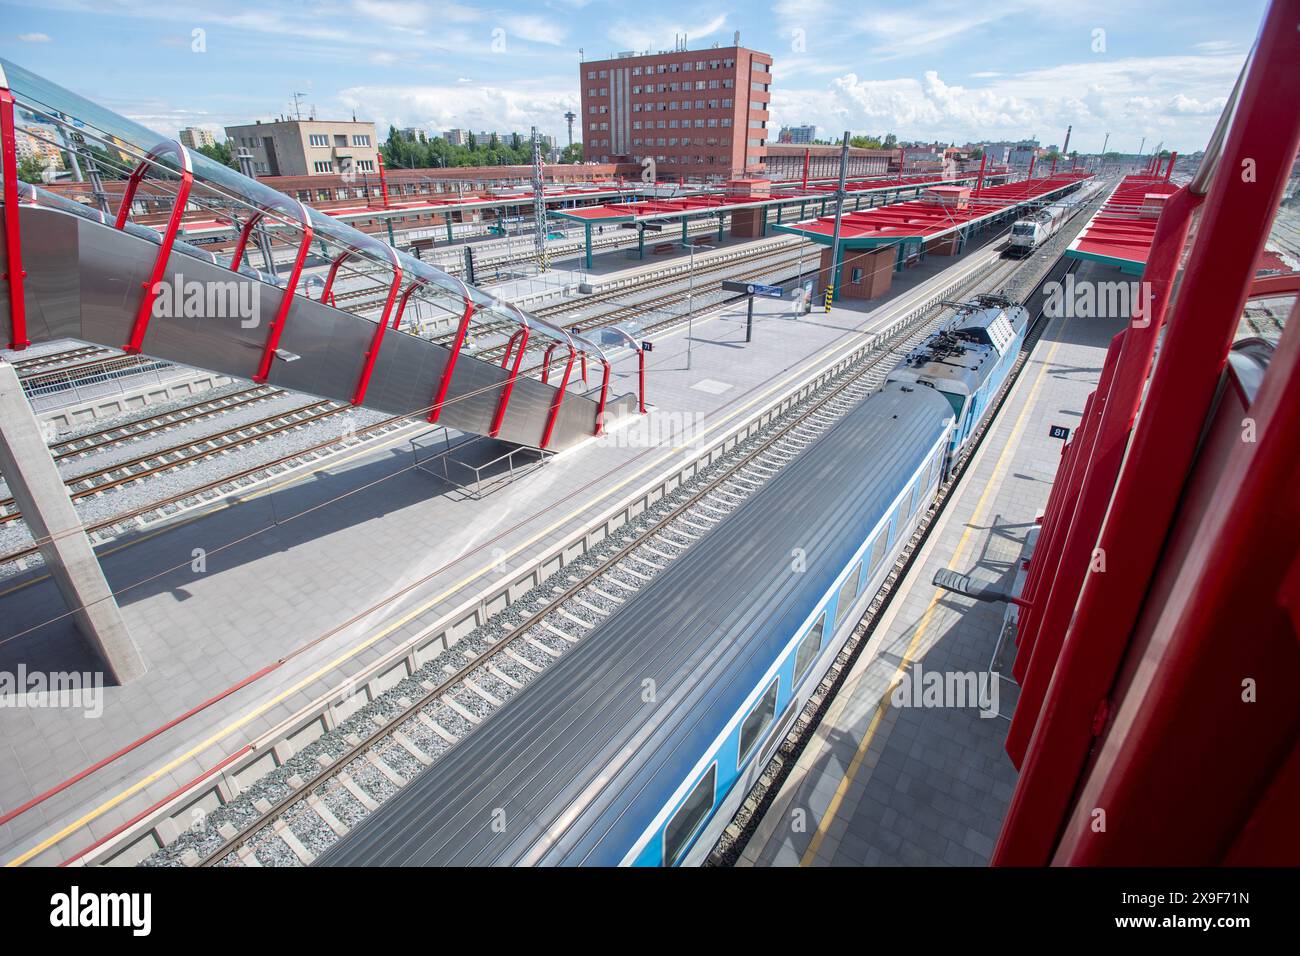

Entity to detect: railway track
[140,241,1024,868]
[18,353,168,392]
[0,398,352,526]
[7,344,116,374]
[462,239,815,363]
[47,385,287,461]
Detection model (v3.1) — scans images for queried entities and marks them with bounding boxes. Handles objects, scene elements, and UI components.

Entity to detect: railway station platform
[0,230,1015,866]
[739,259,1130,868]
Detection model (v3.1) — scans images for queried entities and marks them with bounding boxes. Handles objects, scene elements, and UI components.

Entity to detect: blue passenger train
[318,297,1029,868]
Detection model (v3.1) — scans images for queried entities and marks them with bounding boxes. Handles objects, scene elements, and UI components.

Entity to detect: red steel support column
[116,141,193,354]
[0,86,28,350]
[1026,154,1036,181]
[539,344,576,449]
[488,327,530,438]
[1164,150,1177,181]
[540,341,560,384]
[802,147,810,192]
[974,152,986,195]
[427,291,475,423]
[252,202,314,383]
[588,353,611,436]
[377,151,390,209]
[320,251,353,303]
[391,281,421,330]
[229,212,263,271]
[994,0,1300,866]
[351,251,403,406]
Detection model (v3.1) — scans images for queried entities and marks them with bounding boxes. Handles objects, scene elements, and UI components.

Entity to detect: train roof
[317,382,954,867]
[887,301,1026,397]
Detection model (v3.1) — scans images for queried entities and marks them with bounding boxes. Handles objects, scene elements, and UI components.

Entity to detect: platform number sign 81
[1049,425,1071,440]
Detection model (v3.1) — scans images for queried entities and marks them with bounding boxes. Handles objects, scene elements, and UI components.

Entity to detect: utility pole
[530,126,548,271]
[825,130,850,310]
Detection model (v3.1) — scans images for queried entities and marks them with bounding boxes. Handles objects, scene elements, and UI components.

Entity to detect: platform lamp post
[826,130,850,307]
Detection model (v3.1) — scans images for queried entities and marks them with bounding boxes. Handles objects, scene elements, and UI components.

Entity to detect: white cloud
[503,14,567,46]
[769,52,1244,152]
[336,82,578,141]
[17,32,51,42]
[607,13,728,53]
[351,0,479,28]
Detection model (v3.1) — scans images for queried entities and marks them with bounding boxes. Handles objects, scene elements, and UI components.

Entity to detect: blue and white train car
[318,380,956,867]
[886,294,1028,473]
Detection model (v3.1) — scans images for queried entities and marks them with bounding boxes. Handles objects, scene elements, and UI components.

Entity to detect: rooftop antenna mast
[290,92,308,121]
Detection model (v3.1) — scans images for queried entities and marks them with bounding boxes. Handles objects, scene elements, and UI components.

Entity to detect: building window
[356,159,374,172]
[352,134,371,147]
[313,161,333,173]
[309,134,329,147]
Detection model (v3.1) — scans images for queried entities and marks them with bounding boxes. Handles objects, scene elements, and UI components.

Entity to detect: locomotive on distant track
[319,296,1030,867]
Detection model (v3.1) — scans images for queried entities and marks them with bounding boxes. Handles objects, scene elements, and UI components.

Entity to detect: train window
[867,532,889,579]
[664,763,717,866]
[759,697,801,766]
[793,613,826,686]
[738,678,780,768]
[834,562,862,627]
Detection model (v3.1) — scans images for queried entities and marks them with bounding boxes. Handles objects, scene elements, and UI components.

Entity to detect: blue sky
[0,0,1267,153]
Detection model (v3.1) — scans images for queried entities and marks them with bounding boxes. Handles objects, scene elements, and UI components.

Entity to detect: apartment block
[224,118,379,177]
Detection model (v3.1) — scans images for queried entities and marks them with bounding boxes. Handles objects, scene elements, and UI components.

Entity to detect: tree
[883,132,898,148]
[197,140,239,171]
[968,147,984,159]
[560,142,583,164]
[16,155,47,184]
[849,134,883,149]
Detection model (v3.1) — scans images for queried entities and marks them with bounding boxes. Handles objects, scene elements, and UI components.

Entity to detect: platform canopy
[1066,175,1182,275]
[550,173,974,229]
[772,173,1094,249]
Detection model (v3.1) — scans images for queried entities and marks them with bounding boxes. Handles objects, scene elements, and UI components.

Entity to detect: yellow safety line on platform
[798,312,1069,867]
[5,291,924,867]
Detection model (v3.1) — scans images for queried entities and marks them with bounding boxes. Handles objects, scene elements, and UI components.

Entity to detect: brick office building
[579,42,773,180]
